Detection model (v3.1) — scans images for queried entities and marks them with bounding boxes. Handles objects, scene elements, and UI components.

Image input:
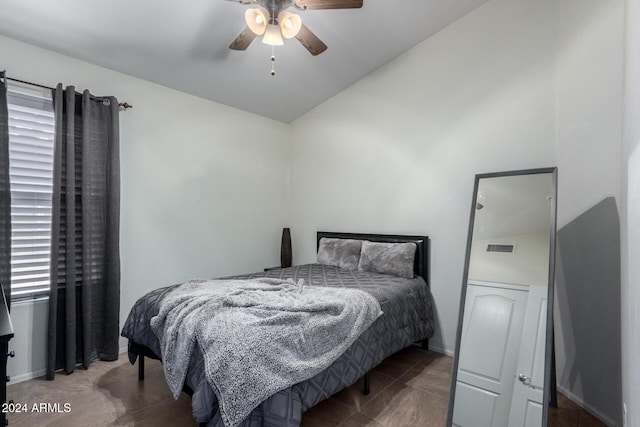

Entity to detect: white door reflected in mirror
[448,169,557,427]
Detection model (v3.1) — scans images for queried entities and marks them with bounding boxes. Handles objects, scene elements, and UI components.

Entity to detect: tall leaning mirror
[447,168,558,427]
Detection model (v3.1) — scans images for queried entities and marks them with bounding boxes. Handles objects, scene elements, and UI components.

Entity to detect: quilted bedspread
[121,263,434,427]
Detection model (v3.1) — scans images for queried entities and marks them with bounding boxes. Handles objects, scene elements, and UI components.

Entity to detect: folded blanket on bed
[150,277,382,427]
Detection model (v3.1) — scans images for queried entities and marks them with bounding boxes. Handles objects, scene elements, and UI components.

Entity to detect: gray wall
[555,197,622,426]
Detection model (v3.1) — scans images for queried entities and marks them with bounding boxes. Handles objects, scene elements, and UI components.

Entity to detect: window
[7,83,55,300]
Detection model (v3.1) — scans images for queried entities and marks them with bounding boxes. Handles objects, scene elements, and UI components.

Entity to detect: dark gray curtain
[0,72,10,311]
[47,84,120,380]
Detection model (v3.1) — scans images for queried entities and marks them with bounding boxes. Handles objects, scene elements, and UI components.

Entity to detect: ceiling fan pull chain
[270,45,276,76]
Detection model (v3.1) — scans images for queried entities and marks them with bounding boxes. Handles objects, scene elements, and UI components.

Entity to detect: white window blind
[7,83,55,300]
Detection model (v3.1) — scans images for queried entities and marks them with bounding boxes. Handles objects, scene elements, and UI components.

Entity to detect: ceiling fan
[228,0,364,56]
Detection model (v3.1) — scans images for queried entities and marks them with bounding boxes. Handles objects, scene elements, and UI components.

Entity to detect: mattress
[121,263,434,426]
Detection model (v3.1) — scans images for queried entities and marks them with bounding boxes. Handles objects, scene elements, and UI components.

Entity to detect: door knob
[518,373,531,385]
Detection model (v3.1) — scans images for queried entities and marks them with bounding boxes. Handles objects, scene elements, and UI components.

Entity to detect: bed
[121,231,434,427]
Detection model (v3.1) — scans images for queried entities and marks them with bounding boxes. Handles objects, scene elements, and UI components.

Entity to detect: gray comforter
[150,277,382,427]
[121,264,434,427]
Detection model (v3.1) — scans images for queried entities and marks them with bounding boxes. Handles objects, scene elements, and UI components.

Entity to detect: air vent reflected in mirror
[486,243,516,254]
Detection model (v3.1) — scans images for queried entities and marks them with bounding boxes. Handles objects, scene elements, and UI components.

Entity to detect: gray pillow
[317,238,363,270]
[358,241,416,278]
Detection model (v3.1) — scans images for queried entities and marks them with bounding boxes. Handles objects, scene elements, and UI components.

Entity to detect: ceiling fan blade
[295,24,327,56]
[229,27,258,51]
[294,0,363,10]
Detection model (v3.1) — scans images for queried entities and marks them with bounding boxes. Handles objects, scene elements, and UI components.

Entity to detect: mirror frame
[446,167,558,427]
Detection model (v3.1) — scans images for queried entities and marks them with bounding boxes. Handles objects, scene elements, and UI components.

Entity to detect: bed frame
[134,231,432,410]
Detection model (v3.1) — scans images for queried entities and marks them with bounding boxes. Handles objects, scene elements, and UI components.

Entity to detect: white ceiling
[0,0,489,123]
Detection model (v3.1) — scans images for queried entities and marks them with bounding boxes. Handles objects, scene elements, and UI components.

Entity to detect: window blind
[7,85,55,300]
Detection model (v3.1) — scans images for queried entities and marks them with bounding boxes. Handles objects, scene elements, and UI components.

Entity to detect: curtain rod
[3,75,132,110]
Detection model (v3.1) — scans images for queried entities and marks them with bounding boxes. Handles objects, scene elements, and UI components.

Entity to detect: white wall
[622,0,640,425]
[553,1,624,424]
[7,299,48,383]
[0,35,289,381]
[288,0,558,354]
[469,233,550,287]
[555,0,623,225]
[288,0,624,422]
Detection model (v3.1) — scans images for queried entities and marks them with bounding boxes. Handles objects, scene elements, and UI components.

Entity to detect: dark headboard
[316,231,430,284]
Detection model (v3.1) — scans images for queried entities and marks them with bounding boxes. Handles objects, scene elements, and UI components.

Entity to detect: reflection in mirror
[447,168,557,427]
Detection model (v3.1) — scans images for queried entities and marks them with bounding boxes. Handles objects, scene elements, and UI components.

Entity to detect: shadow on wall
[555,197,622,426]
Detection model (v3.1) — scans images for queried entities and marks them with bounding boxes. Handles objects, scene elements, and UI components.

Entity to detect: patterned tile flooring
[5,346,605,426]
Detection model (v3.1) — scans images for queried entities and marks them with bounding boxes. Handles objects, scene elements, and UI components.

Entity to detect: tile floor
[5,346,605,426]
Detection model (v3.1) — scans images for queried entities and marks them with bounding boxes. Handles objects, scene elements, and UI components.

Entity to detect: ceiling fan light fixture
[262,23,284,46]
[245,8,268,35]
[278,11,302,39]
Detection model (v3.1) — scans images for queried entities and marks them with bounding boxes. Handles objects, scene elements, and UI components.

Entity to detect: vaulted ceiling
[0,0,489,122]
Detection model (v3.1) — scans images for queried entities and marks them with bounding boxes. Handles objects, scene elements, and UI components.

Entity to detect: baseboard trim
[8,368,47,385]
[9,348,129,385]
[426,344,454,357]
[556,385,618,426]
